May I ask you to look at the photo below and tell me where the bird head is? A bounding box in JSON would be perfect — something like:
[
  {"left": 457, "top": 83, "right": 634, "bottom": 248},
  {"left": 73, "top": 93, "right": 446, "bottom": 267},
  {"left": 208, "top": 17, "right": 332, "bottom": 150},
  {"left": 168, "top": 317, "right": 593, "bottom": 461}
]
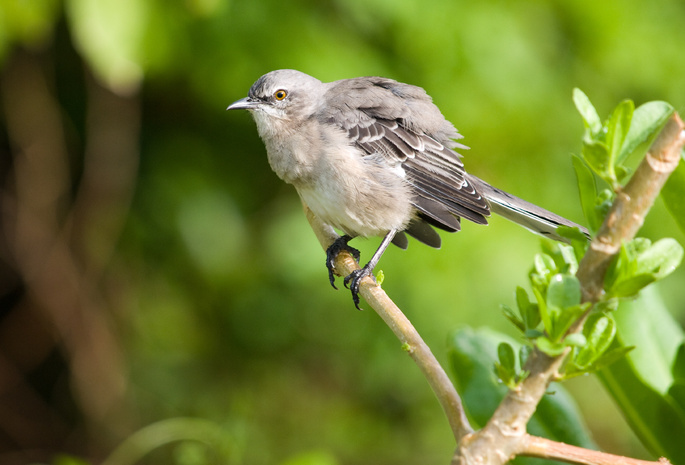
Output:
[{"left": 227, "top": 69, "right": 323, "bottom": 126}]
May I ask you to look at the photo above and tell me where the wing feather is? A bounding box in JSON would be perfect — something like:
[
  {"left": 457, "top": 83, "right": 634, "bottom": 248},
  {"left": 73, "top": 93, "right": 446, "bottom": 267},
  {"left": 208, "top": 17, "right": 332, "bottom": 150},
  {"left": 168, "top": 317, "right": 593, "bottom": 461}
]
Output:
[{"left": 318, "top": 77, "right": 491, "bottom": 243}]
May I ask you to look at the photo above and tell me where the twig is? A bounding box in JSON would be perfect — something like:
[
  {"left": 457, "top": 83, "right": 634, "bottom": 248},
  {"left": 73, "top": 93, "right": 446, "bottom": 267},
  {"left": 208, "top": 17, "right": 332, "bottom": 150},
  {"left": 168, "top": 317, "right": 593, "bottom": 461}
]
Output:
[
  {"left": 521, "top": 435, "right": 670, "bottom": 465},
  {"left": 303, "top": 205, "right": 474, "bottom": 442}
]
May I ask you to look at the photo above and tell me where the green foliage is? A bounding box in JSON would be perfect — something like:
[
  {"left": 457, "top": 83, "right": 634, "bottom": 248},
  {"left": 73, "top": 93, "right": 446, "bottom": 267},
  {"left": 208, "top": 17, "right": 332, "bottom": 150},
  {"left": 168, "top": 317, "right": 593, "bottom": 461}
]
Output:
[
  {"left": 505, "top": 242, "right": 596, "bottom": 359},
  {"left": 448, "top": 327, "right": 597, "bottom": 459},
  {"left": 494, "top": 342, "right": 529, "bottom": 389},
  {"left": 492, "top": 91, "right": 685, "bottom": 460},
  {"left": 571, "top": 155, "right": 602, "bottom": 232},
  {"left": 565, "top": 314, "right": 634, "bottom": 378},
  {"left": 573, "top": 88, "right": 674, "bottom": 192},
  {"left": 604, "top": 238, "right": 683, "bottom": 298},
  {"left": 598, "top": 290, "right": 685, "bottom": 462}
]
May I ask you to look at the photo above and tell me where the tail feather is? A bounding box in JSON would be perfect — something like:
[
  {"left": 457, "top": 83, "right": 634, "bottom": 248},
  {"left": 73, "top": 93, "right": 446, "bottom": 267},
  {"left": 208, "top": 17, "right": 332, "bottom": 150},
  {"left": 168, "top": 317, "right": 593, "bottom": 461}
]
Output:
[{"left": 468, "top": 175, "right": 590, "bottom": 243}]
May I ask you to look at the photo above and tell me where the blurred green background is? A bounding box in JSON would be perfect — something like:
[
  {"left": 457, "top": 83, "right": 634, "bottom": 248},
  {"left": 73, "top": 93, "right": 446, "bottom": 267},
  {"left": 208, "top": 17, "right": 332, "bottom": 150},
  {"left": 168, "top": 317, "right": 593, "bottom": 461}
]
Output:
[{"left": 1, "top": 1, "right": 684, "bottom": 464}]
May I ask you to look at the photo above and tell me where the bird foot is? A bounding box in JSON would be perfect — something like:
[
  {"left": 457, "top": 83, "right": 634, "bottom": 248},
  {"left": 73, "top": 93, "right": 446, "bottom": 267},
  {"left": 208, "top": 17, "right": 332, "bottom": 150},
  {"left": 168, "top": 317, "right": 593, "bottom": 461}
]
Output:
[
  {"left": 344, "top": 266, "right": 375, "bottom": 311},
  {"left": 325, "top": 235, "right": 360, "bottom": 290}
]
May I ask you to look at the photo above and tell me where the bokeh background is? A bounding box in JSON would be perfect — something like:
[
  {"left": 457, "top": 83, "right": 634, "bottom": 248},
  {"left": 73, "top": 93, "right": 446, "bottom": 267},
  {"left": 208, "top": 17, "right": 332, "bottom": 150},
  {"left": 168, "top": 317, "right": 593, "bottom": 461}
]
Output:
[{"left": 1, "top": 1, "right": 684, "bottom": 464}]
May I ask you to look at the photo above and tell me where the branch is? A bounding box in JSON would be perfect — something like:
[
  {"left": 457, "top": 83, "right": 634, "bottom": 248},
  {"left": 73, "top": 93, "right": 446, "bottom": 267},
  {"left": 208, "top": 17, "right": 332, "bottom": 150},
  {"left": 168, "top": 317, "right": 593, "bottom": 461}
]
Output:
[
  {"left": 521, "top": 435, "right": 671, "bottom": 465},
  {"left": 453, "top": 113, "right": 684, "bottom": 465},
  {"left": 576, "top": 113, "right": 685, "bottom": 302},
  {"left": 303, "top": 204, "right": 474, "bottom": 442}
]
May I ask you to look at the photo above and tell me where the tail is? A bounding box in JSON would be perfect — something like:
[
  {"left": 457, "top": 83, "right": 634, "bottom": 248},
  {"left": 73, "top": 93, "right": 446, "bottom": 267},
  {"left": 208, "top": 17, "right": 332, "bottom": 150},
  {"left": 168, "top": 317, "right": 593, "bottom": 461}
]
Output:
[{"left": 468, "top": 175, "right": 590, "bottom": 243}]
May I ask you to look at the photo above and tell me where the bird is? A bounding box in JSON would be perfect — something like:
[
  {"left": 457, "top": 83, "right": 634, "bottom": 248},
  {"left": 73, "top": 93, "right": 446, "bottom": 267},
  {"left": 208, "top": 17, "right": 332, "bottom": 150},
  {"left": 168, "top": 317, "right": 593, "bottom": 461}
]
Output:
[{"left": 227, "top": 69, "right": 588, "bottom": 309}]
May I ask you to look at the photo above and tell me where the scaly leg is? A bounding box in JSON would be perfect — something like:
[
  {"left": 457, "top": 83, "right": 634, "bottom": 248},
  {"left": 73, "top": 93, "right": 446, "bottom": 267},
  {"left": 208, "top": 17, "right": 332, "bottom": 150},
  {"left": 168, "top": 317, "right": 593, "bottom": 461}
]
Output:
[{"left": 344, "top": 229, "right": 398, "bottom": 310}]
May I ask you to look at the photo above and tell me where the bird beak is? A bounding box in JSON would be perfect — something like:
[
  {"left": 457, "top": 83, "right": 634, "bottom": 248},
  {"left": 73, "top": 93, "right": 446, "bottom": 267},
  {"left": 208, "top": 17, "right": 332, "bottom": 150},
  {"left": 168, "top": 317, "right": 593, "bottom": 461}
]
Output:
[{"left": 227, "top": 97, "right": 260, "bottom": 111}]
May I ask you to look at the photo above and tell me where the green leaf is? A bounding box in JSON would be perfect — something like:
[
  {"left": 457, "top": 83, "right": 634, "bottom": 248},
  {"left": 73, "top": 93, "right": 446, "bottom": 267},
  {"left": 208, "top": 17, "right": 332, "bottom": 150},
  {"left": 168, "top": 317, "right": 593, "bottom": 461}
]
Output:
[
  {"left": 595, "top": 188, "right": 615, "bottom": 223},
  {"left": 597, "top": 288, "right": 685, "bottom": 461},
  {"left": 608, "top": 273, "right": 657, "bottom": 298},
  {"left": 448, "top": 327, "right": 596, "bottom": 454},
  {"left": 534, "top": 253, "right": 557, "bottom": 280},
  {"left": 662, "top": 160, "right": 685, "bottom": 235},
  {"left": 581, "top": 138, "right": 611, "bottom": 180},
  {"left": 669, "top": 382, "right": 685, "bottom": 415},
  {"left": 618, "top": 101, "right": 674, "bottom": 165},
  {"left": 497, "top": 342, "right": 516, "bottom": 371},
  {"left": 594, "top": 297, "right": 619, "bottom": 313},
  {"left": 516, "top": 286, "right": 540, "bottom": 329},
  {"left": 635, "top": 238, "right": 683, "bottom": 279},
  {"left": 564, "top": 333, "right": 587, "bottom": 348},
  {"left": 575, "top": 314, "right": 616, "bottom": 368},
  {"left": 551, "top": 303, "right": 590, "bottom": 343},
  {"left": 541, "top": 241, "right": 580, "bottom": 275},
  {"left": 533, "top": 287, "right": 552, "bottom": 335},
  {"left": 555, "top": 226, "right": 592, "bottom": 261},
  {"left": 673, "top": 344, "right": 685, "bottom": 382},
  {"left": 590, "top": 345, "right": 634, "bottom": 372},
  {"left": 546, "top": 274, "right": 581, "bottom": 311},
  {"left": 495, "top": 342, "right": 517, "bottom": 387},
  {"left": 605, "top": 100, "right": 634, "bottom": 185},
  {"left": 572, "top": 155, "right": 601, "bottom": 232},
  {"left": 535, "top": 337, "right": 567, "bottom": 357},
  {"left": 605, "top": 238, "right": 683, "bottom": 298},
  {"left": 573, "top": 88, "right": 602, "bottom": 135},
  {"left": 616, "top": 288, "right": 685, "bottom": 392},
  {"left": 501, "top": 304, "right": 525, "bottom": 332}
]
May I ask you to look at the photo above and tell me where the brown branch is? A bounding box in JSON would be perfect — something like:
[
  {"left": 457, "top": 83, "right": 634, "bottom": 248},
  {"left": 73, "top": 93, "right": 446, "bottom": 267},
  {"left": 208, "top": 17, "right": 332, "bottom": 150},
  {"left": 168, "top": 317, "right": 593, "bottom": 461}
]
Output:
[
  {"left": 521, "top": 435, "right": 669, "bottom": 465},
  {"left": 303, "top": 204, "right": 474, "bottom": 442},
  {"left": 452, "top": 113, "right": 684, "bottom": 465}
]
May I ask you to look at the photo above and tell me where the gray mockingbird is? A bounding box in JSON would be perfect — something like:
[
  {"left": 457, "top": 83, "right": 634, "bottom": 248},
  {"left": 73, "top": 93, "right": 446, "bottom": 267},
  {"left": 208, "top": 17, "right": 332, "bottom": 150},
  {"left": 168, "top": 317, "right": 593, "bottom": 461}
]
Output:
[{"left": 227, "top": 69, "right": 589, "bottom": 309}]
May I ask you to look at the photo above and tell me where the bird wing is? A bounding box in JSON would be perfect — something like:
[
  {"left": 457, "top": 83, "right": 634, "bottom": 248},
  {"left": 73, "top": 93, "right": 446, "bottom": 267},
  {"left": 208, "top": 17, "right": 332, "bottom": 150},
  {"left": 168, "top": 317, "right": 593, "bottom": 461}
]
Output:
[{"left": 319, "top": 77, "right": 490, "bottom": 240}]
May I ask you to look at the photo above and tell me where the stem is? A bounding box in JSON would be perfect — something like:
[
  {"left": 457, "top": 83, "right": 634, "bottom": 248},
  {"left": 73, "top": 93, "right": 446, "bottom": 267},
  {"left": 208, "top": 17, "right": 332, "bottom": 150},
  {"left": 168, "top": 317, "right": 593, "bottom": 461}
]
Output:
[
  {"left": 521, "top": 435, "right": 669, "bottom": 465},
  {"left": 303, "top": 204, "right": 474, "bottom": 442}
]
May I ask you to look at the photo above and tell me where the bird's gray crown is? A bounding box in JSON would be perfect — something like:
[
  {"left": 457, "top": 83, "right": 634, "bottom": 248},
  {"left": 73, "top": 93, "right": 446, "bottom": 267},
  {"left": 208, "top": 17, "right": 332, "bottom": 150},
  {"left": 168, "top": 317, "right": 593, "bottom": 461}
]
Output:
[{"left": 248, "top": 69, "right": 323, "bottom": 101}]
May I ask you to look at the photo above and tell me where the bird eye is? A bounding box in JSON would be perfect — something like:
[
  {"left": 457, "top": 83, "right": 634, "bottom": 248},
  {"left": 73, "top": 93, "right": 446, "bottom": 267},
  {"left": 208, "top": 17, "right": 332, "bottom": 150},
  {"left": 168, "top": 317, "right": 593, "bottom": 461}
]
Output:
[{"left": 273, "top": 89, "right": 287, "bottom": 101}]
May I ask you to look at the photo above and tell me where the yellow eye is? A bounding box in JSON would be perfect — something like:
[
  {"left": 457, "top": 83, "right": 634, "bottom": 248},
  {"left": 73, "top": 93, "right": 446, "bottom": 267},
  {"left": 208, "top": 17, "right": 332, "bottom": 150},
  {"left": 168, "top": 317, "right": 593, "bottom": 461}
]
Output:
[{"left": 273, "top": 89, "right": 287, "bottom": 101}]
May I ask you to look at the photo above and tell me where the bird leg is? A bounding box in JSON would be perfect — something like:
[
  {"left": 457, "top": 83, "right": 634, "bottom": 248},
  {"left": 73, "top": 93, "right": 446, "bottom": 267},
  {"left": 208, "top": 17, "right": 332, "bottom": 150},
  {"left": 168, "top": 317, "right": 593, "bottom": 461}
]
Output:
[
  {"left": 344, "top": 229, "right": 398, "bottom": 310},
  {"left": 325, "top": 235, "right": 360, "bottom": 289}
]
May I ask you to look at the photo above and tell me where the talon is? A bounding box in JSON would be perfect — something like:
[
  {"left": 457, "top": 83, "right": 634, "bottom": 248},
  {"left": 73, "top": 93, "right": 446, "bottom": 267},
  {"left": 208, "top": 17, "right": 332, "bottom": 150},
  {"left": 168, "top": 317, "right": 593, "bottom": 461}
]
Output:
[
  {"left": 325, "top": 235, "right": 360, "bottom": 290},
  {"left": 344, "top": 267, "right": 374, "bottom": 310}
]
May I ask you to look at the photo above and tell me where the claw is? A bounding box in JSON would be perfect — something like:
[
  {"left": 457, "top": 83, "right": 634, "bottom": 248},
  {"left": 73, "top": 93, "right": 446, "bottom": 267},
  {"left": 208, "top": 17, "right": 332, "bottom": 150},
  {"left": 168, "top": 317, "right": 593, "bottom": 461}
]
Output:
[
  {"left": 344, "top": 267, "right": 374, "bottom": 310},
  {"left": 325, "top": 235, "right": 360, "bottom": 290}
]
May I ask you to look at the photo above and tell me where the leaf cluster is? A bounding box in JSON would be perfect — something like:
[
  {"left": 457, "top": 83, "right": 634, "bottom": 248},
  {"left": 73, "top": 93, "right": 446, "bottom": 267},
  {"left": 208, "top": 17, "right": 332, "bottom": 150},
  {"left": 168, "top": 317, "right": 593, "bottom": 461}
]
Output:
[{"left": 480, "top": 90, "right": 685, "bottom": 460}]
